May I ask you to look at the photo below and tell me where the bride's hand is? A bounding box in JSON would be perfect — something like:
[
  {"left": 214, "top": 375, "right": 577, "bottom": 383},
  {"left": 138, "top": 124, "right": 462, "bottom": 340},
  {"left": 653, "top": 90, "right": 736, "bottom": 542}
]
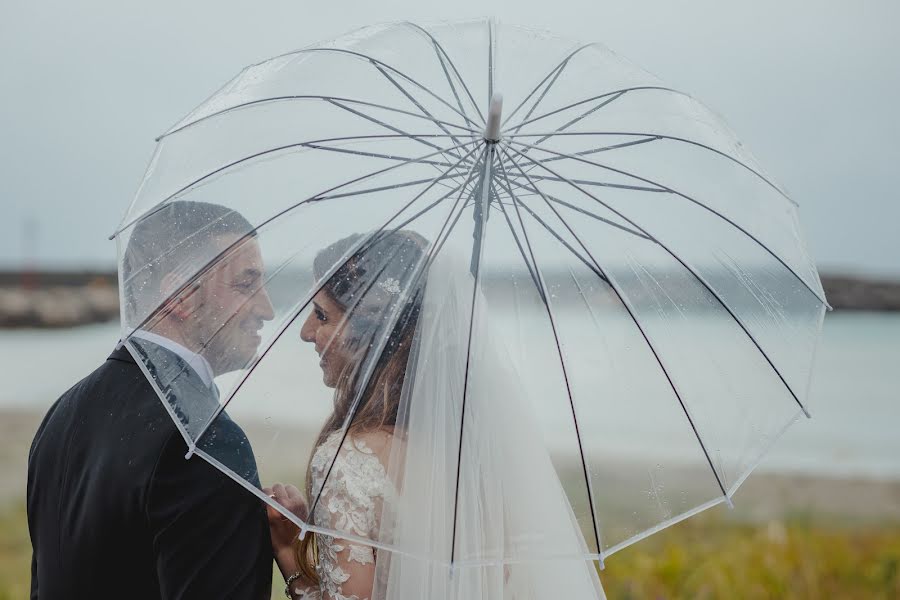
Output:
[{"left": 263, "top": 483, "right": 308, "bottom": 575}]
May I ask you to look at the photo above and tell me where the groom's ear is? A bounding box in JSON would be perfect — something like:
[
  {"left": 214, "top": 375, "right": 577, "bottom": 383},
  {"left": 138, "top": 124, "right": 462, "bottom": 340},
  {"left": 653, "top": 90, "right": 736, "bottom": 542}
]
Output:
[{"left": 159, "top": 271, "right": 203, "bottom": 322}]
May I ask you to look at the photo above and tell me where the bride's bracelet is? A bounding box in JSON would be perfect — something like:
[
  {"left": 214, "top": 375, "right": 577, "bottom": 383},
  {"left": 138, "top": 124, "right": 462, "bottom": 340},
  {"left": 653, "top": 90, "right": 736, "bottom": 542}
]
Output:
[{"left": 284, "top": 571, "right": 302, "bottom": 598}]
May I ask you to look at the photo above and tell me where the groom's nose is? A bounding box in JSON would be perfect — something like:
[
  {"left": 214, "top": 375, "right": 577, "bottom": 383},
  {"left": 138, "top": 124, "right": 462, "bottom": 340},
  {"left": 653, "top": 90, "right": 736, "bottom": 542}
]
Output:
[{"left": 253, "top": 285, "right": 275, "bottom": 322}]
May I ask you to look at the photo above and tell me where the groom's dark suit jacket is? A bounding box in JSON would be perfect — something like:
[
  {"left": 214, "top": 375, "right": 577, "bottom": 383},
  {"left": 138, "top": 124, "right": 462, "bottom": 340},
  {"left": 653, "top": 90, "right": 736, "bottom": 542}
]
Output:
[{"left": 27, "top": 342, "right": 272, "bottom": 599}]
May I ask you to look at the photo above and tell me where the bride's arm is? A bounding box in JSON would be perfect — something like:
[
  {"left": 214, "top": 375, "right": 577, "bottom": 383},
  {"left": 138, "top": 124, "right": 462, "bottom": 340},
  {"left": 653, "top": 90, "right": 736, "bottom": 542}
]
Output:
[
  {"left": 316, "top": 536, "right": 378, "bottom": 600},
  {"left": 313, "top": 431, "right": 394, "bottom": 600}
]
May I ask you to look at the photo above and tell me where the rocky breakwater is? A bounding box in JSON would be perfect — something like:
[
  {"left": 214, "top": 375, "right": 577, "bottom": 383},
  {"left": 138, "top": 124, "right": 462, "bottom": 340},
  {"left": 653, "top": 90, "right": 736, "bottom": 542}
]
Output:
[
  {"left": 1, "top": 270, "right": 898, "bottom": 328},
  {"left": 0, "top": 271, "right": 119, "bottom": 328},
  {"left": 821, "top": 275, "right": 900, "bottom": 311}
]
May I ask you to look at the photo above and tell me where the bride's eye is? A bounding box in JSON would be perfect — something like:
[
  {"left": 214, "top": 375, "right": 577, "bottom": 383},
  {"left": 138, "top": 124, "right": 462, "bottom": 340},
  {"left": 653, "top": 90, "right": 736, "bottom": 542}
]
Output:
[{"left": 315, "top": 308, "right": 327, "bottom": 323}]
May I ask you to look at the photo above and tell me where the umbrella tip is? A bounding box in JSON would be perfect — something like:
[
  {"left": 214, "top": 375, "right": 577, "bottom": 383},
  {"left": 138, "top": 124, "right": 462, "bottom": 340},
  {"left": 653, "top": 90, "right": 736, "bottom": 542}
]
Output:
[{"left": 484, "top": 93, "right": 503, "bottom": 142}]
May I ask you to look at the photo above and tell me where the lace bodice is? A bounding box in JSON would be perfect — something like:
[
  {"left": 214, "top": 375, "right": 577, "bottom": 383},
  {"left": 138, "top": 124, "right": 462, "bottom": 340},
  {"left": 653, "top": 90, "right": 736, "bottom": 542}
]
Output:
[{"left": 296, "top": 430, "right": 395, "bottom": 600}]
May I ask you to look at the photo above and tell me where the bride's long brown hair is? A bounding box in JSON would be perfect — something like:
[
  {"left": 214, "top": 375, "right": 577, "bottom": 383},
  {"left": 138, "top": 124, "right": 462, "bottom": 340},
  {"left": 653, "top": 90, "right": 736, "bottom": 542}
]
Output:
[{"left": 294, "top": 230, "right": 427, "bottom": 584}]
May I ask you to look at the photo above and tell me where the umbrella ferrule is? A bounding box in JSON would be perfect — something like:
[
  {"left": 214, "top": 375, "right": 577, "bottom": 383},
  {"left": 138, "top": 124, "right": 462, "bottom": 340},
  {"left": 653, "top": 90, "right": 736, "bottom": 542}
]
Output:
[{"left": 484, "top": 93, "right": 503, "bottom": 143}]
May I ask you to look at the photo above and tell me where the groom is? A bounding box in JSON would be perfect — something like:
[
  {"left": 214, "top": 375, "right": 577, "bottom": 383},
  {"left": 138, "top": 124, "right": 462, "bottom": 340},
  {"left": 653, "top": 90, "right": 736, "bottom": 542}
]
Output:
[{"left": 27, "top": 201, "right": 275, "bottom": 599}]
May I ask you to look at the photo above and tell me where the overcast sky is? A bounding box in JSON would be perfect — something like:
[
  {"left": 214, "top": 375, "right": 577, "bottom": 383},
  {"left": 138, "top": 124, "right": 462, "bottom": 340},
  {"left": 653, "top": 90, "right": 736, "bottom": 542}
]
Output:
[{"left": 2, "top": 0, "right": 898, "bottom": 277}]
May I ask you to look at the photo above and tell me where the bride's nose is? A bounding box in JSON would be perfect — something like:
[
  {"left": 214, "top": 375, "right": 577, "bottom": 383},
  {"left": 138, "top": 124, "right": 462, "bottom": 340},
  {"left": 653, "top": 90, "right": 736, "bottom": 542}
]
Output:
[{"left": 299, "top": 312, "right": 317, "bottom": 343}]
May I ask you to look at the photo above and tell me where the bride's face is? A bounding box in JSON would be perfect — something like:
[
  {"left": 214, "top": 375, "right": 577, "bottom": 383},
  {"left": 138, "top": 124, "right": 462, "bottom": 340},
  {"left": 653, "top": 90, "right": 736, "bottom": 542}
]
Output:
[{"left": 300, "top": 291, "right": 353, "bottom": 388}]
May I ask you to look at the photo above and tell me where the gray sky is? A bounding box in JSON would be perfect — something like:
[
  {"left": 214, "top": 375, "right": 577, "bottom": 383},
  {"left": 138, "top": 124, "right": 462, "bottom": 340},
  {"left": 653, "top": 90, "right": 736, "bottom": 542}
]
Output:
[{"left": 2, "top": 0, "right": 898, "bottom": 276}]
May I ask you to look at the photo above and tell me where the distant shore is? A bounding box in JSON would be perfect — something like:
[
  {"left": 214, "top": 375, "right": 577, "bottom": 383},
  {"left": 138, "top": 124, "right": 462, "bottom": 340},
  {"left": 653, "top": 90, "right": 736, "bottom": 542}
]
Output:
[{"left": 1, "top": 269, "right": 898, "bottom": 328}]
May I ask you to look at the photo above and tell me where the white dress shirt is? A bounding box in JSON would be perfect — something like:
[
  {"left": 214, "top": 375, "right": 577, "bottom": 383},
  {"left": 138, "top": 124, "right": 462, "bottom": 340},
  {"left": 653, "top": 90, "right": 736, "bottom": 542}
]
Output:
[{"left": 129, "top": 329, "right": 216, "bottom": 390}]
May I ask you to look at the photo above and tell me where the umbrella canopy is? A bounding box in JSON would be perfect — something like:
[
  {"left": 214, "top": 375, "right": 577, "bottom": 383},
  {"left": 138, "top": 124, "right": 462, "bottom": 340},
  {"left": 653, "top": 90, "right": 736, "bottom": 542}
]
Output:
[{"left": 114, "top": 19, "right": 827, "bottom": 570}]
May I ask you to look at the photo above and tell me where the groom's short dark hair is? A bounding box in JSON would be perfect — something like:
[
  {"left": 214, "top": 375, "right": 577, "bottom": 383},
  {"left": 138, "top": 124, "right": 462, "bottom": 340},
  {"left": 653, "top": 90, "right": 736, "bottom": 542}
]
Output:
[{"left": 121, "top": 200, "right": 255, "bottom": 326}]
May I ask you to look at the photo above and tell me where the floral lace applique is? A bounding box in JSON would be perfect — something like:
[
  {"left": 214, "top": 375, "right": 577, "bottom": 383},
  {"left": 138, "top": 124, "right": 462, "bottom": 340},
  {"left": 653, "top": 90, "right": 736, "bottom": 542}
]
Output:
[{"left": 309, "top": 431, "right": 393, "bottom": 600}]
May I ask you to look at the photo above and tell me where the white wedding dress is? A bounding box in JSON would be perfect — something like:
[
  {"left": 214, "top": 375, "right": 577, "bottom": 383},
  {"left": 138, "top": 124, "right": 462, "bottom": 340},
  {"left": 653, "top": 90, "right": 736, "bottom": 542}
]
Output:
[
  {"left": 298, "top": 251, "right": 606, "bottom": 600},
  {"left": 297, "top": 431, "right": 396, "bottom": 600}
]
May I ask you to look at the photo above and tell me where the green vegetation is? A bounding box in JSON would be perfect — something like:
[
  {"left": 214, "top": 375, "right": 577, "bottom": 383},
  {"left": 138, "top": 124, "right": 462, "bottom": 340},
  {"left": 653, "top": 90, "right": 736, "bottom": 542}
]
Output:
[
  {"left": 0, "top": 501, "right": 28, "bottom": 600},
  {"left": 599, "top": 513, "right": 900, "bottom": 599},
  {"left": 3, "top": 500, "right": 897, "bottom": 599}
]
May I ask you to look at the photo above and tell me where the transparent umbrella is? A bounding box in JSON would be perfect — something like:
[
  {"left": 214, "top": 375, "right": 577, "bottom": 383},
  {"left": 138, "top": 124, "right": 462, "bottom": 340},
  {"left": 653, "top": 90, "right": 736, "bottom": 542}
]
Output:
[{"left": 113, "top": 18, "right": 827, "bottom": 590}]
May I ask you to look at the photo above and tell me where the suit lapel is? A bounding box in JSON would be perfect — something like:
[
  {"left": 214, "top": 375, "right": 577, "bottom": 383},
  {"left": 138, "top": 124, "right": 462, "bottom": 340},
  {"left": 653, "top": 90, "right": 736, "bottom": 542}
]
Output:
[{"left": 127, "top": 337, "right": 221, "bottom": 439}]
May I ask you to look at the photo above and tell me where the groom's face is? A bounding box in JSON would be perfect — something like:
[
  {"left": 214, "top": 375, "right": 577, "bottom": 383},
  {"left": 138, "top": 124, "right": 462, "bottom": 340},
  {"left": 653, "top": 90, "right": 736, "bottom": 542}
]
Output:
[{"left": 180, "top": 234, "right": 275, "bottom": 374}]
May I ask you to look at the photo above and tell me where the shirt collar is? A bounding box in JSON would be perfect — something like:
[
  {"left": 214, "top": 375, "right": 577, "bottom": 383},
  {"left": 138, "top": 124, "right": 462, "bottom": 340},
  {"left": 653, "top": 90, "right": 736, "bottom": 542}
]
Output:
[{"left": 129, "top": 329, "right": 216, "bottom": 389}]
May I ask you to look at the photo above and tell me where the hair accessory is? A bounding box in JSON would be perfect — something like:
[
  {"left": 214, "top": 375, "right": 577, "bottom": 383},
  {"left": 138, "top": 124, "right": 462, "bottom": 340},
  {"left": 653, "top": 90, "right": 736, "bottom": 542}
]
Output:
[{"left": 378, "top": 277, "right": 401, "bottom": 295}]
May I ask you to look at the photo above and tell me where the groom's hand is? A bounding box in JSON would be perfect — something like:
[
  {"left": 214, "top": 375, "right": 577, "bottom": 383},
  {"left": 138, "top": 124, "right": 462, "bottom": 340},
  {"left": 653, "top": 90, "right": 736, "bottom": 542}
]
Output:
[{"left": 263, "top": 483, "right": 308, "bottom": 577}]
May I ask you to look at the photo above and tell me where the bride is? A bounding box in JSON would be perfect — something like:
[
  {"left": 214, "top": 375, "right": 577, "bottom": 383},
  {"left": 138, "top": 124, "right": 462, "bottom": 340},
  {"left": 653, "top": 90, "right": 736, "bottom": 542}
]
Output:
[{"left": 266, "top": 230, "right": 606, "bottom": 600}]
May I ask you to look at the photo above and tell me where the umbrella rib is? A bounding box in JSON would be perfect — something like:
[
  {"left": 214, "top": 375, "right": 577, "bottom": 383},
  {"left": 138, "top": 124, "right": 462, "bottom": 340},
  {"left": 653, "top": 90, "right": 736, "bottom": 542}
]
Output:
[
  {"left": 505, "top": 138, "right": 825, "bottom": 306},
  {"left": 504, "top": 142, "right": 813, "bottom": 418},
  {"left": 369, "top": 64, "right": 472, "bottom": 152},
  {"left": 502, "top": 43, "right": 594, "bottom": 130},
  {"left": 500, "top": 143, "right": 734, "bottom": 502},
  {"left": 496, "top": 152, "right": 605, "bottom": 561},
  {"left": 326, "top": 98, "right": 463, "bottom": 163},
  {"left": 496, "top": 174, "right": 651, "bottom": 240},
  {"left": 189, "top": 145, "right": 486, "bottom": 450},
  {"left": 502, "top": 86, "right": 683, "bottom": 133},
  {"left": 502, "top": 91, "right": 632, "bottom": 184},
  {"left": 120, "top": 149, "right": 475, "bottom": 320},
  {"left": 506, "top": 62, "right": 571, "bottom": 137},
  {"left": 451, "top": 144, "right": 496, "bottom": 565},
  {"left": 113, "top": 136, "right": 477, "bottom": 240},
  {"left": 504, "top": 131, "right": 796, "bottom": 206},
  {"left": 402, "top": 22, "right": 475, "bottom": 126},
  {"left": 531, "top": 91, "right": 628, "bottom": 146},
  {"left": 297, "top": 146, "right": 475, "bottom": 195},
  {"left": 314, "top": 173, "right": 467, "bottom": 202},
  {"left": 122, "top": 139, "right": 478, "bottom": 343},
  {"left": 511, "top": 136, "right": 663, "bottom": 182},
  {"left": 504, "top": 171, "right": 667, "bottom": 193},
  {"left": 495, "top": 164, "right": 610, "bottom": 284},
  {"left": 290, "top": 152, "right": 488, "bottom": 424},
  {"left": 502, "top": 92, "right": 629, "bottom": 182},
  {"left": 285, "top": 47, "right": 481, "bottom": 128},
  {"left": 539, "top": 136, "right": 663, "bottom": 164},
  {"left": 423, "top": 147, "right": 489, "bottom": 271},
  {"left": 402, "top": 21, "right": 485, "bottom": 125},
  {"left": 310, "top": 168, "right": 476, "bottom": 369},
  {"left": 140, "top": 238, "right": 320, "bottom": 398},
  {"left": 300, "top": 142, "right": 462, "bottom": 169},
  {"left": 158, "top": 95, "right": 479, "bottom": 141},
  {"left": 310, "top": 146, "right": 489, "bottom": 528},
  {"left": 493, "top": 182, "right": 545, "bottom": 301}
]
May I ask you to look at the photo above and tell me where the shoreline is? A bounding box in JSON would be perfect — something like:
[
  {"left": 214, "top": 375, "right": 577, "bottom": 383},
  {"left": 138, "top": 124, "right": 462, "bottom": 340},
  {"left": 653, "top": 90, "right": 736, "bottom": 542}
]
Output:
[
  {"left": 3, "top": 407, "right": 898, "bottom": 523},
  {"left": 1, "top": 270, "right": 900, "bottom": 329}
]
